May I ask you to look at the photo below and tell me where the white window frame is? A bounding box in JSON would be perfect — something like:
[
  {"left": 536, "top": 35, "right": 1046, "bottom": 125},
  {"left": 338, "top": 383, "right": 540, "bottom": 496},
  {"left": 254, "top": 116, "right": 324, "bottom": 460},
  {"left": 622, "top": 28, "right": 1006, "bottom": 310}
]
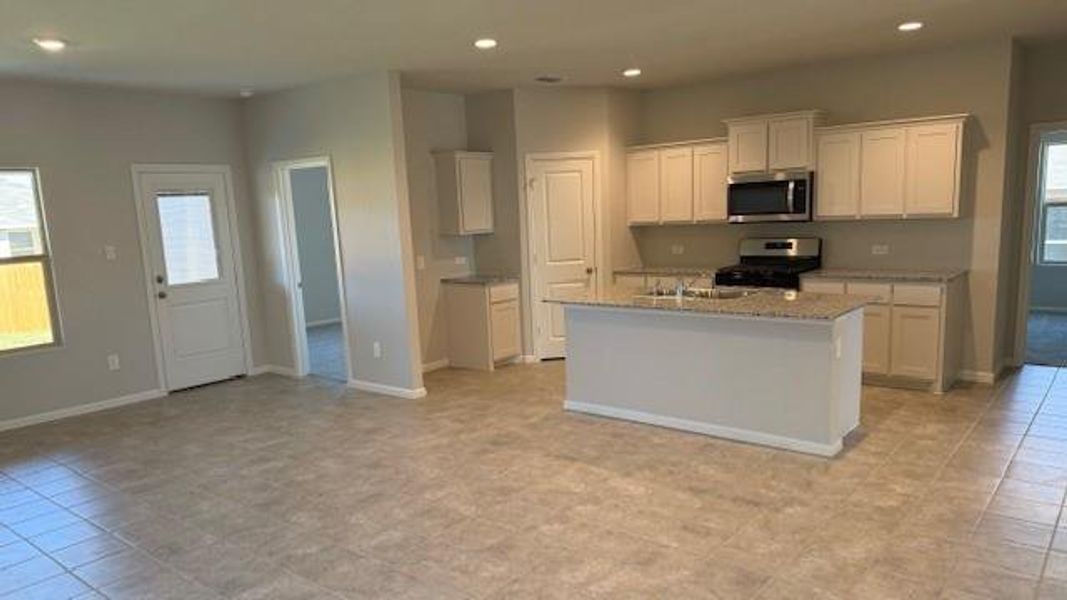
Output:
[
  {"left": 1036, "top": 134, "right": 1067, "bottom": 266},
  {"left": 0, "top": 168, "right": 62, "bottom": 355}
]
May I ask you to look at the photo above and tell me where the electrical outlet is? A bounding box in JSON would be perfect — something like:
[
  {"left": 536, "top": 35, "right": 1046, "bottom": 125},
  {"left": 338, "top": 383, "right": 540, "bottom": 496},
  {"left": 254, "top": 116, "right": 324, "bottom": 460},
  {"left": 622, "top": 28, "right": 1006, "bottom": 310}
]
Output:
[
  {"left": 670, "top": 244, "right": 685, "bottom": 256},
  {"left": 454, "top": 256, "right": 468, "bottom": 266},
  {"left": 871, "top": 244, "right": 890, "bottom": 256},
  {"left": 416, "top": 255, "right": 426, "bottom": 270},
  {"left": 372, "top": 341, "right": 382, "bottom": 359},
  {"left": 107, "top": 354, "right": 121, "bottom": 371},
  {"left": 103, "top": 245, "right": 117, "bottom": 261}
]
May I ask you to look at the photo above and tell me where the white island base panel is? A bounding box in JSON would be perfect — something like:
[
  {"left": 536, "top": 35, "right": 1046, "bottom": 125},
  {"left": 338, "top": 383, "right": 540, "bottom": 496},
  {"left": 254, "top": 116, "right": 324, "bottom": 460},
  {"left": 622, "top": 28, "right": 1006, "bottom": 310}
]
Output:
[{"left": 562, "top": 305, "right": 863, "bottom": 457}]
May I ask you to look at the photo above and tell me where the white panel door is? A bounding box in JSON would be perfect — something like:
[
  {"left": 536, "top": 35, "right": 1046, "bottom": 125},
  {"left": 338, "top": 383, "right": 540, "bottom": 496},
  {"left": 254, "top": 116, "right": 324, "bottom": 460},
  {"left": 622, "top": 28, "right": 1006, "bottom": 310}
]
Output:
[
  {"left": 815, "top": 132, "right": 862, "bottom": 218},
  {"left": 659, "top": 147, "right": 694, "bottom": 222},
  {"left": 904, "top": 122, "right": 961, "bottom": 216},
  {"left": 768, "top": 117, "right": 812, "bottom": 170},
  {"left": 529, "top": 157, "right": 596, "bottom": 359},
  {"left": 626, "top": 150, "right": 660, "bottom": 224},
  {"left": 136, "top": 170, "right": 247, "bottom": 391},
  {"left": 694, "top": 143, "right": 729, "bottom": 221},
  {"left": 728, "top": 121, "right": 769, "bottom": 173},
  {"left": 860, "top": 128, "right": 907, "bottom": 216}
]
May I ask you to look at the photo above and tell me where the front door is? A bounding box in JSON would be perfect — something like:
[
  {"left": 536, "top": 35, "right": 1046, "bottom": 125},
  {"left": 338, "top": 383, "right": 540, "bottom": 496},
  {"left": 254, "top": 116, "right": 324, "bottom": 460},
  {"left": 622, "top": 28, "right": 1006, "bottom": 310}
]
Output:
[
  {"left": 135, "top": 168, "right": 247, "bottom": 391},
  {"left": 528, "top": 157, "right": 597, "bottom": 359}
]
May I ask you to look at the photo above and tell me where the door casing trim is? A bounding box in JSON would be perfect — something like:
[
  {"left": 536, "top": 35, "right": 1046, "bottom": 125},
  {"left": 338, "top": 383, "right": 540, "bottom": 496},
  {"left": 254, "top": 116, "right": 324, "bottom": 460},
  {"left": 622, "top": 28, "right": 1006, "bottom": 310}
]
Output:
[{"left": 130, "top": 163, "right": 254, "bottom": 392}]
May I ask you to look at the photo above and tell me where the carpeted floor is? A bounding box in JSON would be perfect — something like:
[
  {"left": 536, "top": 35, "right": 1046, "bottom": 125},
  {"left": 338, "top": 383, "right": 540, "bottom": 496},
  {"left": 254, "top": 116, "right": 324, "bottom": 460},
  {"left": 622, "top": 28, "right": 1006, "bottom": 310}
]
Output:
[
  {"left": 1026, "top": 311, "right": 1067, "bottom": 366},
  {"left": 307, "top": 322, "right": 347, "bottom": 381}
]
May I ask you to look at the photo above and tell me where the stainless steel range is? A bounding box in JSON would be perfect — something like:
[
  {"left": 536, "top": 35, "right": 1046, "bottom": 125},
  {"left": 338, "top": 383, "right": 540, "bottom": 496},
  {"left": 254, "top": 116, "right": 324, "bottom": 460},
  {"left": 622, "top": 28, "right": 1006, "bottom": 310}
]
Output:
[{"left": 714, "top": 237, "right": 822, "bottom": 290}]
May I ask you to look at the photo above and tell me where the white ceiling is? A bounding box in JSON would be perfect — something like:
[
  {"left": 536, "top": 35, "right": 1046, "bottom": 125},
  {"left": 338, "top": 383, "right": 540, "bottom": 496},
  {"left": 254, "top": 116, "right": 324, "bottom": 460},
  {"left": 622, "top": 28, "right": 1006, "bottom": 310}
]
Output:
[{"left": 2, "top": 0, "right": 1067, "bottom": 96}]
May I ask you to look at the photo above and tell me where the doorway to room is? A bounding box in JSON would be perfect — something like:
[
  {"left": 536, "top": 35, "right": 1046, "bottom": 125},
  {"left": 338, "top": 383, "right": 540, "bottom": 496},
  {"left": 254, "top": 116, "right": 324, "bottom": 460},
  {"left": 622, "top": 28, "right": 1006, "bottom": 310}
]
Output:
[
  {"left": 276, "top": 158, "right": 350, "bottom": 382},
  {"left": 1022, "top": 129, "right": 1067, "bottom": 366}
]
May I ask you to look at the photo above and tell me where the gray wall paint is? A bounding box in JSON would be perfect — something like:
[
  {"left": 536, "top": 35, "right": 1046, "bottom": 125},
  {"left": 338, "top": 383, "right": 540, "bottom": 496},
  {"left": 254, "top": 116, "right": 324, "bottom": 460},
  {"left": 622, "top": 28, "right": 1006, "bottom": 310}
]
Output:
[
  {"left": 0, "top": 78, "right": 262, "bottom": 423},
  {"left": 243, "top": 72, "right": 424, "bottom": 392},
  {"left": 401, "top": 88, "right": 475, "bottom": 367},
  {"left": 635, "top": 40, "right": 1016, "bottom": 375},
  {"left": 1031, "top": 265, "right": 1067, "bottom": 311},
  {"left": 290, "top": 166, "right": 341, "bottom": 325}
]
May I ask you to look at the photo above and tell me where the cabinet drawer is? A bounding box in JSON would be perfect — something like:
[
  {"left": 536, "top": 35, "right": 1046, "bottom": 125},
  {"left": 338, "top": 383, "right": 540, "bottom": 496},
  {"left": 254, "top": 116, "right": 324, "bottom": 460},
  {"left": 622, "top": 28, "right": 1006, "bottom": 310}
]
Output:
[
  {"left": 892, "top": 284, "right": 941, "bottom": 307},
  {"left": 802, "top": 280, "right": 845, "bottom": 295},
  {"left": 846, "top": 282, "right": 892, "bottom": 304},
  {"left": 489, "top": 283, "right": 519, "bottom": 303}
]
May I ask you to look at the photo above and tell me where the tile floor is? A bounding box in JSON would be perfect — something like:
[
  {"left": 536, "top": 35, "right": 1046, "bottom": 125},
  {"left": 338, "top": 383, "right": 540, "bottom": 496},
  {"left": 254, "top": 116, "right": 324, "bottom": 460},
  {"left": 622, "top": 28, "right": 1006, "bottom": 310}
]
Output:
[
  {"left": 1027, "top": 311, "right": 1067, "bottom": 367},
  {"left": 307, "top": 322, "right": 347, "bottom": 381},
  {"left": 2, "top": 363, "right": 1067, "bottom": 598}
]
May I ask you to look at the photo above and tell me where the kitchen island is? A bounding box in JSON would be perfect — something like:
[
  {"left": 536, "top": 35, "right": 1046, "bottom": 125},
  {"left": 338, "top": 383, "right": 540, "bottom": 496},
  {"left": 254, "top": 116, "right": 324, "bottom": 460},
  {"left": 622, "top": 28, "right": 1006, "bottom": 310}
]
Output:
[{"left": 549, "top": 290, "right": 869, "bottom": 457}]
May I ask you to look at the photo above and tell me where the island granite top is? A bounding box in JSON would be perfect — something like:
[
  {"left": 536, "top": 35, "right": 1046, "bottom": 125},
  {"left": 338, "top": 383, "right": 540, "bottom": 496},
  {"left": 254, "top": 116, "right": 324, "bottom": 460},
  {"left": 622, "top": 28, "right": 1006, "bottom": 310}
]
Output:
[
  {"left": 803, "top": 268, "right": 967, "bottom": 283},
  {"left": 547, "top": 290, "right": 870, "bottom": 321},
  {"left": 441, "top": 275, "right": 519, "bottom": 286}
]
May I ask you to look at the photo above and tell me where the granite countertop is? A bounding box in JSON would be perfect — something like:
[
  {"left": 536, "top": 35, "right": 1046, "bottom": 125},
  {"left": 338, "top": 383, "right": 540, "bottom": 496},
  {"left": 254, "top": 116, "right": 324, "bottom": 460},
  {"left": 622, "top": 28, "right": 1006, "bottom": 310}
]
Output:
[
  {"left": 546, "top": 289, "right": 870, "bottom": 321},
  {"left": 614, "top": 266, "right": 717, "bottom": 277},
  {"left": 804, "top": 268, "right": 967, "bottom": 283},
  {"left": 441, "top": 275, "right": 519, "bottom": 286}
]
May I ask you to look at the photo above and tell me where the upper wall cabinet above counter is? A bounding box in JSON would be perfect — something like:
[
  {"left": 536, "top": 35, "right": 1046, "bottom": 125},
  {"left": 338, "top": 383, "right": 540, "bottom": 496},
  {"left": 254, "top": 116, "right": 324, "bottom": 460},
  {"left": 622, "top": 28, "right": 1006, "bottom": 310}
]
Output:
[
  {"left": 626, "top": 110, "right": 968, "bottom": 226},
  {"left": 724, "top": 110, "right": 824, "bottom": 174},
  {"left": 815, "top": 115, "right": 966, "bottom": 220},
  {"left": 434, "top": 150, "right": 494, "bottom": 235}
]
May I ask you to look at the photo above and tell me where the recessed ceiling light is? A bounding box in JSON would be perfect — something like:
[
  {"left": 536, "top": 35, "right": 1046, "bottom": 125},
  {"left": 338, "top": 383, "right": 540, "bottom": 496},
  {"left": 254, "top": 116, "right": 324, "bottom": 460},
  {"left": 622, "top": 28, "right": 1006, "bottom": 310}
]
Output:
[
  {"left": 623, "top": 67, "right": 642, "bottom": 78},
  {"left": 474, "top": 38, "right": 498, "bottom": 50},
  {"left": 33, "top": 37, "right": 67, "bottom": 52},
  {"left": 897, "top": 21, "right": 924, "bottom": 32}
]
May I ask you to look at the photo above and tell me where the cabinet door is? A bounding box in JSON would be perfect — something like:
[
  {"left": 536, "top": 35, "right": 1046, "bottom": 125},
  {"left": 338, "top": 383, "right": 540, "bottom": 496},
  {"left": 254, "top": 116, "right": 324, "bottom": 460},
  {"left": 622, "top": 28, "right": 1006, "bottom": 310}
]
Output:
[
  {"left": 627, "top": 150, "right": 660, "bottom": 224},
  {"left": 490, "top": 300, "right": 521, "bottom": 361},
  {"left": 860, "top": 128, "right": 907, "bottom": 217},
  {"left": 458, "top": 155, "right": 494, "bottom": 233},
  {"left": 659, "top": 147, "right": 694, "bottom": 222},
  {"left": 890, "top": 306, "right": 940, "bottom": 380},
  {"left": 693, "top": 143, "right": 728, "bottom": 221},
  {"left": 815, "top": 132, "right": 861, "bottom": 218},
  {"left": 768, "top": 117, "right": 812, "bottom": 170},
  {"left": 728, "top": 121, "right": 768, "bottom": 173},
  {"left": 862, "top": 304, "right": 891, "bottom": 375},
  {"left": 905, "top": 122, "right": 961, "bottom": 217}
]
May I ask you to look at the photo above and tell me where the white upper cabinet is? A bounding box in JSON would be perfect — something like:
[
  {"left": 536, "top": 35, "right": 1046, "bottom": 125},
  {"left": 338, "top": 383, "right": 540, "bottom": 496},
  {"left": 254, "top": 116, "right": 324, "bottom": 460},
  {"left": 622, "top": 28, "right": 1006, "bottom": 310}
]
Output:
[
  {"left": 659, "top": 146, "right": 695, "bottom": 222},
  {"left": 815, "top": 131, "right": 861, "bottom": 219},
  {"left": 725, "top": 111, "right": 822, "bottom": 175},
  {"left": 905, "top": 122, "right": 962, "bottom": 217},
  {"left": 435, "top": 151, "right": 494, "bottom": 235},
  {"left": 693, "top": 143, "right": 729, "bottom": 222},
  {"left": 768, "top": 116, "right": 814, "bottom": 171},
  {"left": 859, "top": 128, "right": 907, "bottom": 217},
  {"left": 727, "top": 121, "right": 769, "bottom": 174},
  {"left": 627, "top": 150, "right": 661, "bottom": 224}
]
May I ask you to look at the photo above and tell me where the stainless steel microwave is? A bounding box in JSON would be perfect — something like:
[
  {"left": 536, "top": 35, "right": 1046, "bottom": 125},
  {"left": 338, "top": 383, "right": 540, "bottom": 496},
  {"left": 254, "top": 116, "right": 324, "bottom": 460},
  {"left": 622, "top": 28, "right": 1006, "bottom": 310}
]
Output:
[{"left": 727, "top": 171, "right": 813, "bottom": 223}]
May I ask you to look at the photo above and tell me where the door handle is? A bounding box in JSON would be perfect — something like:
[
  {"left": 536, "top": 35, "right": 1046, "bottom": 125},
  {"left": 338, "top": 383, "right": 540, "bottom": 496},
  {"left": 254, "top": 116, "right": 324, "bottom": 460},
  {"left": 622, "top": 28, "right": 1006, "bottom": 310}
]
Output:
[
  {"left": 157, "top": 291, "right": 168, "bottom": 299},
  {"left": 156, "top": 275, "right": 165, "bottom": 284},
  {"left": 585, "top": 267, "right": 595, "bottom": 275}
]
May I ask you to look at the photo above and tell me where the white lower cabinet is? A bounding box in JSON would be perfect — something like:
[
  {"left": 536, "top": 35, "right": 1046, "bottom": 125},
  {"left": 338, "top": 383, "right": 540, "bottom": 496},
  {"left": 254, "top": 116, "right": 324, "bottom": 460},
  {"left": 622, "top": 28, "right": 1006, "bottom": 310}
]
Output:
[
  {"left": 801, "top": 276, "right": 962, "bottom": 392},
  {"left": 444, "top": 281, "right": 521, "bottom": 371},
  {"left": 889, "top": 306, "right": 941, "bottom": 380},
  {"left": 861, "top": 304, "right": 891, "bottom": 375}
]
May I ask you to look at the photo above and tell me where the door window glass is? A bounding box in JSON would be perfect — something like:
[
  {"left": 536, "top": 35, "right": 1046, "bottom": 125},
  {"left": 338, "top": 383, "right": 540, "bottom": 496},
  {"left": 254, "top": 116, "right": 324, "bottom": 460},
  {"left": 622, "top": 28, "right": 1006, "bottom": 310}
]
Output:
[{"left": 157, "top": 193, "right": 220, "bottom": 285}]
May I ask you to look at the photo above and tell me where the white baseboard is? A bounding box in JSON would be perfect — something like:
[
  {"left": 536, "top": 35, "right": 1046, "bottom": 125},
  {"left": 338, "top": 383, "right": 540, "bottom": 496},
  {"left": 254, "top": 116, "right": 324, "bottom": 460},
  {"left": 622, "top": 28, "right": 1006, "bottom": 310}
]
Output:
[
  {"left": 564, "top": 400, "right": 842, "bottom": 457},
  {"left": 518, "top": 354, "right": 538, "bottom": 364},
  {"left": 958, "top": 369, "right": 996, "bottom": 384},
  {"left": 306, "top": 318, "right": 342, "bottom": 327},
  {"left": 422, "top": 359, "right": 450, "bottom": 373},
  {"left": 1031, "top": 306, "right": 1067, "bottom": 315},
  {"left": 249, "top": 364, "right": 299, "bottom": 377},
  {"left": 0, "top": 389, "right": 166, "bottom": 433},
  {"left": 348, "top": 378, "right": 427, "bottom": 399}
]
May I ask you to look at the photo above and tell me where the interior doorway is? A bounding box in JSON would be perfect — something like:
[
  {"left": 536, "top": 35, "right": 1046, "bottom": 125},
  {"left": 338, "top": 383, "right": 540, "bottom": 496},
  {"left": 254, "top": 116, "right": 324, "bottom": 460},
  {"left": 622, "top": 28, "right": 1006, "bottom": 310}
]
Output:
[
  {"left": 1019, "top": 127, "right": 1067, "bottom": 366},
  {"left": 275, "top": 158, "right": 350, "bottom": 381}
]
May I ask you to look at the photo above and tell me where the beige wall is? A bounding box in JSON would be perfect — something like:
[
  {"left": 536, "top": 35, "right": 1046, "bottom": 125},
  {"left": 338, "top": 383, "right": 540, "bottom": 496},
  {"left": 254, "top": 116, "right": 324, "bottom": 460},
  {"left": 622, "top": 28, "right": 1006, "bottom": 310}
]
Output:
[
  {"left": 243, "top": 72, "right": 424, "bottom": 392},
  {"left": 635, "top": 40, "right": 1017, "bottom": 376},
  {"left": 400, "top": 88, "right": 475, "bottom": 368},
  {"left": 467, "top": 90, "right": 521, "bottom": 278},
  {"left": 0, "top": 79, "right": 262, "bottom": 423}
]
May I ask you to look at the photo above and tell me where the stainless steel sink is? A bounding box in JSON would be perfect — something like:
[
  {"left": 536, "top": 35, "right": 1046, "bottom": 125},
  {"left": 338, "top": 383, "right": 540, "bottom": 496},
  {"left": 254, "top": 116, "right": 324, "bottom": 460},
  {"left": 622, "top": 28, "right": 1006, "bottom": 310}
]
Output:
[{"left": 635, "top": 287, "right": 755, "bottom": 301}]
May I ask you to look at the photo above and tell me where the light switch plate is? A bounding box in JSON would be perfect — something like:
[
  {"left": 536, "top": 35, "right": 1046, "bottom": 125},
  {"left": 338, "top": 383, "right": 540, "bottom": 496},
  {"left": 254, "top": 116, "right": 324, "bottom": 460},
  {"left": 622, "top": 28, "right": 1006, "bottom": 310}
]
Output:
[
  {"left": 454, "top": 256, "right": 468, "bottom": 265},
  {"left": 104, "top": 245, "right": 117, "bottom": 261},
  {"left": 871, "top": 244, "right": 890, "bottom": 256},
  {"left": 670, "top": 244, "right": 685, "bottom": 256}
]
